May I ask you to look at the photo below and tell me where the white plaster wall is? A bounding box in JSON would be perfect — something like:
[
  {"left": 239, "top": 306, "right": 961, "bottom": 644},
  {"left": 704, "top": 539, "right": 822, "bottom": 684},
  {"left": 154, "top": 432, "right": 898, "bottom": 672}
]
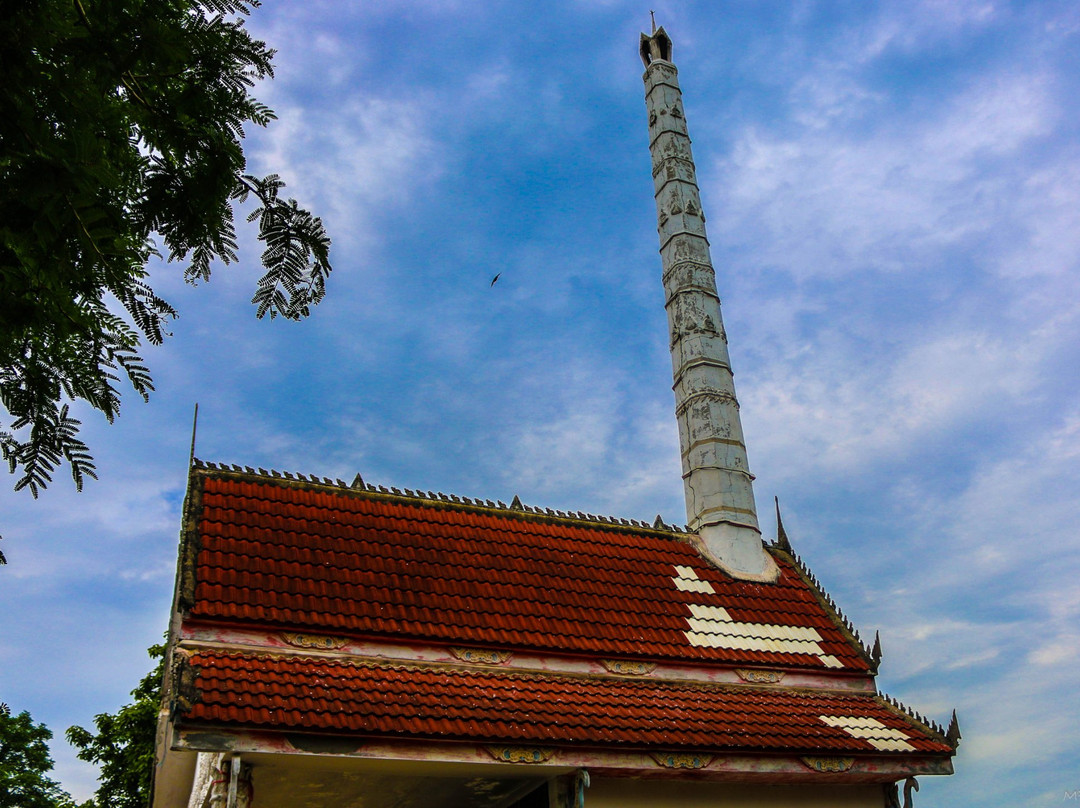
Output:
[{"left": 586, "top": 778, "right": 883, "bottom": 808}]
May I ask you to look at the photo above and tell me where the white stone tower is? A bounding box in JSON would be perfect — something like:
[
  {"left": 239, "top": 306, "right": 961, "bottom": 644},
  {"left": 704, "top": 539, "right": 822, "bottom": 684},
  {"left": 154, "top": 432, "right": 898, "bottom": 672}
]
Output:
[{"left": 641, "top": 25, "right": 777, "bottom": 581}]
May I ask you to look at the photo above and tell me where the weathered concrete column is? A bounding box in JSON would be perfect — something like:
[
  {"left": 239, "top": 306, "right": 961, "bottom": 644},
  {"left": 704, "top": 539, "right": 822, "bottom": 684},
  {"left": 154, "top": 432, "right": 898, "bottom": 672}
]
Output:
[{"left": 641, "top": 27, "right": 777, "bottom": 582}]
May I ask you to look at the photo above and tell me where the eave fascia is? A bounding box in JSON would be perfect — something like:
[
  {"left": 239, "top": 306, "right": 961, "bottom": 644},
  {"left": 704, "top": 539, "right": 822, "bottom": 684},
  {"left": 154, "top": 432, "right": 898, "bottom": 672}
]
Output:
[
  {"left": 171, "top": 725, "right": 953, "bottom": 784},
  {"left": 175, "top": 623, "right": 877, "bottom": 693}
]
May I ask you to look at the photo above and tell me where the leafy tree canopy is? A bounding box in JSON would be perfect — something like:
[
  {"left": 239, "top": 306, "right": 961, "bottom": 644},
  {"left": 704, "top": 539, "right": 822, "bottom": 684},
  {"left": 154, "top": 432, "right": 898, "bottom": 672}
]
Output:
[
  {"left": 0, "top": 0, "right": 332, "bottom": 498},
  {"left": 66, "top": 644, "right": 164, "bottom": 808},
  {"left": 0, "top": 703, "right": 77, "bottom": 808}
]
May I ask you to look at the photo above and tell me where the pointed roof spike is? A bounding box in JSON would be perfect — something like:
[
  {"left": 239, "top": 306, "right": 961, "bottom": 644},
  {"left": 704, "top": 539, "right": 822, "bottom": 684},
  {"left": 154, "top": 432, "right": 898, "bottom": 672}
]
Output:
[
  {"left": 653, "top": 514, "right": 666, "bottom": 529},
  {"left": 188, "top": 403, "right": 199, "bottom": 467},
  {"left": 351, "top": 474, "right": 364, "bottom": 489},
  {"left": 775, "top": 497, "right": 792, "bottom": 552},
  {"left": 510, "top": 495, "right": 524, "bottom": 510},
  {"left": 871, "top": 631, "right": 883, "bottom": 666}
]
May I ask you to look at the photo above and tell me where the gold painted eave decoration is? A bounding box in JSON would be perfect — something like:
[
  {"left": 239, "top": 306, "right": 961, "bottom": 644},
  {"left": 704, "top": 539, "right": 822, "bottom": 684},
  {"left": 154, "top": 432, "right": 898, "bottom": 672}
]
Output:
[
  {"left": 451, "top": 647, "right": 513, "bottom": 665},
  {"left": 601, "top": 659, "right": 657, "bottom": 676},
  {"left": 280, "top": 632, "right": 348, "bottom": 650},
  {"left": 735, "top": 668, "right": 785, "bottom": 684},
  {"left": 651, "top": 752, "right": 714, "bottom": 769},
  {"left": 800, "top": 756, "right": 855, "bottom": 773},
  {"left": 486, "top": 746, "right": 556, "bottom": 764}
]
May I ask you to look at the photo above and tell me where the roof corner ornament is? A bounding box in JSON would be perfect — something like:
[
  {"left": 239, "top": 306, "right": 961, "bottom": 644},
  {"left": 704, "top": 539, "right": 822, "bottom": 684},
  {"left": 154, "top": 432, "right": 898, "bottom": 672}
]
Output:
[
  {"left": 946, "top": 710, "right": 962, "bottom": 748},
  {"left": 510, "top": 494, "right": 525, "bottom": 510},
  {"left": 653, "top": 513, "right": 667, "bottom": 530},
  {"left": 775, "top": 497, "right": 792, "bottom": 553},
  {"left": 885, "top": 777, "right": 919, "bottom": 808},
  {"left": 351, "top": 473, "right": 364, "bottom": 489},
  {"left": 188, "top": 402, "right": 199, "bottom": 467},
  {"left": 642, "top": 26, "right": 777, "bottom": 582},
  {"left": 574, "top": 769, "right": 590, "bottom": 808},
  {"left": 871, "top": 630, "right": 883, "bottom": 668}
]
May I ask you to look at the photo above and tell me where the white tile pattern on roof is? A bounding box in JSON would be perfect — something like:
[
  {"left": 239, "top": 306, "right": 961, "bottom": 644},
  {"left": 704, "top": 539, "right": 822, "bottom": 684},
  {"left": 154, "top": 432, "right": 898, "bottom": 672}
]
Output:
[
  {"left": 819, "top": 715, "right": 916, "bottom": 752},
  {"left": 672, "top": 568, "right": 844, "bottom": 668},
  {"left": 673, "top": 565, "right": 717, "bottom": 593}
]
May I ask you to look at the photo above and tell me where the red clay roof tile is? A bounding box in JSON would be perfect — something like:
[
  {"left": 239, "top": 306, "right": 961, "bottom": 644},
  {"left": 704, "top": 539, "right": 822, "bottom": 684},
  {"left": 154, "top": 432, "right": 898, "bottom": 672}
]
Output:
[
  {"left": 187, "top": 473, "right": 869, "bottom": 671},
  {"left": 182, "top": 649, "right": 947, "bottom": 754}
]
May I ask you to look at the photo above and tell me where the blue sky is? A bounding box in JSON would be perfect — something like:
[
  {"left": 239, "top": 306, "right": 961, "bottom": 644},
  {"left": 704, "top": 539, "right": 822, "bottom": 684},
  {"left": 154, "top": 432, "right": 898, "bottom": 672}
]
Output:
[{"left": 3, "top": 2, "right": 1079, "bottom": 805}]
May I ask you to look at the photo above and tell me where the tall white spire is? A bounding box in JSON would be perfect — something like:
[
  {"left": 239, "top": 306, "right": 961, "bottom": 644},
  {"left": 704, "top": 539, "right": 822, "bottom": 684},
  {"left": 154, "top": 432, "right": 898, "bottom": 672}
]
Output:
[{"left": 641, "top": 26, "right": 777, "bottom": 581}]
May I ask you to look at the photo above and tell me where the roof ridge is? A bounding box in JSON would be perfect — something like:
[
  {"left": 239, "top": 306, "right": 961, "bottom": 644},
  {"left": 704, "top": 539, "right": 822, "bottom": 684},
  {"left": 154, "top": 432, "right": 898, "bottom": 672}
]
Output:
[
  {"left": 878, "top": 690, "right": 955, "bottom": 747},
  {"left": 191, "top": 458, "right": 688, "bottom": 537}
]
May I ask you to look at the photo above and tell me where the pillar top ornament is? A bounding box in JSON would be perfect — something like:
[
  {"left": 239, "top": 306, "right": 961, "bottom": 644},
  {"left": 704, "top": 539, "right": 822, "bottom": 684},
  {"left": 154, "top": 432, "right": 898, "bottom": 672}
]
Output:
[{"left": 640, "top": 25, "right": 673, "bottom": 68}]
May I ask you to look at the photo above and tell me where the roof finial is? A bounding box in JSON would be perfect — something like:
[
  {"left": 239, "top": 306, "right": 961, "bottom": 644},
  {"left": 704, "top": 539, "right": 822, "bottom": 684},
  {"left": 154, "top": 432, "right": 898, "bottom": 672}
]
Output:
[
  {"left": 188, "top": 402, "right": 199, "bottom": 467},
  {"left": 775, "top": 497, "right": 792, "bottom": 553},
  {"left": 946, "top": 710, "right": 962, "bottom": 747},
  {"left": 650, "top": 9, "right": 656, "bottom": 33}
]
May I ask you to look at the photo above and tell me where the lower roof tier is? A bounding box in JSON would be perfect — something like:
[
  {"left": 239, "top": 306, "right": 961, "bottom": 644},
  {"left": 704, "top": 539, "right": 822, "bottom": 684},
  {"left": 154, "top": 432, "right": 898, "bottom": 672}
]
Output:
[{"left": 177, "top": 648, "right": 952, "bottom": 757}]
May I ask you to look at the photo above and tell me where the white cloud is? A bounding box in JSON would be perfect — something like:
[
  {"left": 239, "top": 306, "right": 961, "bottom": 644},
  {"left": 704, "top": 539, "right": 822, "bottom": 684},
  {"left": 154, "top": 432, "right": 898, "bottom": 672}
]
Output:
[
  {"left": 713, "top": 71, "right": 1056, "bottom": 280},
  {"left": 249, "top": 95, "right": 440, "bottom": 249}
]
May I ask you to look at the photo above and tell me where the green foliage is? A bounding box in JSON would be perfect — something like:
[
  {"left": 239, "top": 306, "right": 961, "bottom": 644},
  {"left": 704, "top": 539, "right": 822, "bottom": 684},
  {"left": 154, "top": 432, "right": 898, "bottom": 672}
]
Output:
[
  {"left": 66, "top": 644, "right": 164, "bottom": 808},
  {"left": 0, "top": 703, "right": 77, "bottom": 808},
  {"left": 0, "top": 0, "right": 332, "bottom": 497}
]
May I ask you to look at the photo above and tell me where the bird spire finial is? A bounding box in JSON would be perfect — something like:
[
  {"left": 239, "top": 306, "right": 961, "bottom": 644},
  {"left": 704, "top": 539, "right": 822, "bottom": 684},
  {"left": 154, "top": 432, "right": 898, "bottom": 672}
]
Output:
[
  {"left": 775, "top": 497, "right": 792, "bottom": 552},
  {"left": 946, "top": 710, "right": 962, "bottom": 747}
]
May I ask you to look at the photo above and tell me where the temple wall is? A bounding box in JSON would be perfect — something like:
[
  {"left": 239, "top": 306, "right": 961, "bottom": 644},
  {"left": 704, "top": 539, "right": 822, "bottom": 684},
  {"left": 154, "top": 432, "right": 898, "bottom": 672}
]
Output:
[{"left": 586, "top": 777, "right": 883, "bottom": 808}]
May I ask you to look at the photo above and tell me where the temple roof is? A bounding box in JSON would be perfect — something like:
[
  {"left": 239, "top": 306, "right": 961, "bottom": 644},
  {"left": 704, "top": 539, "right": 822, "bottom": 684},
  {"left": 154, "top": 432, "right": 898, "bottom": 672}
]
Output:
[
  {"left": 164, "top": 462, "right": 955, "bottom": 769},
  {"left": 180, "top": 463, "right": 871, "bottom": 673}
]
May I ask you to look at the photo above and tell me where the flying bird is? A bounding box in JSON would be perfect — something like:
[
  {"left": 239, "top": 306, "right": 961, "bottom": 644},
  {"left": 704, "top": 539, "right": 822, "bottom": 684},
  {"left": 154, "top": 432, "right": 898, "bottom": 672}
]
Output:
[{"left": 490, "top": 273, "right": 501, "bottom": 286}]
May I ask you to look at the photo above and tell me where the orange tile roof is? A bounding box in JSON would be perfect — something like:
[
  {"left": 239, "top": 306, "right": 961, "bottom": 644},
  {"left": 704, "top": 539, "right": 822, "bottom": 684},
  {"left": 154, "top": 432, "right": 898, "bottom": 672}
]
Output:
[
  {"left": 181, "top": 648, "right": 950, "bottom": 755},
  {"left": 184, "top": 470, "right": 870, "bottom": 672}
]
